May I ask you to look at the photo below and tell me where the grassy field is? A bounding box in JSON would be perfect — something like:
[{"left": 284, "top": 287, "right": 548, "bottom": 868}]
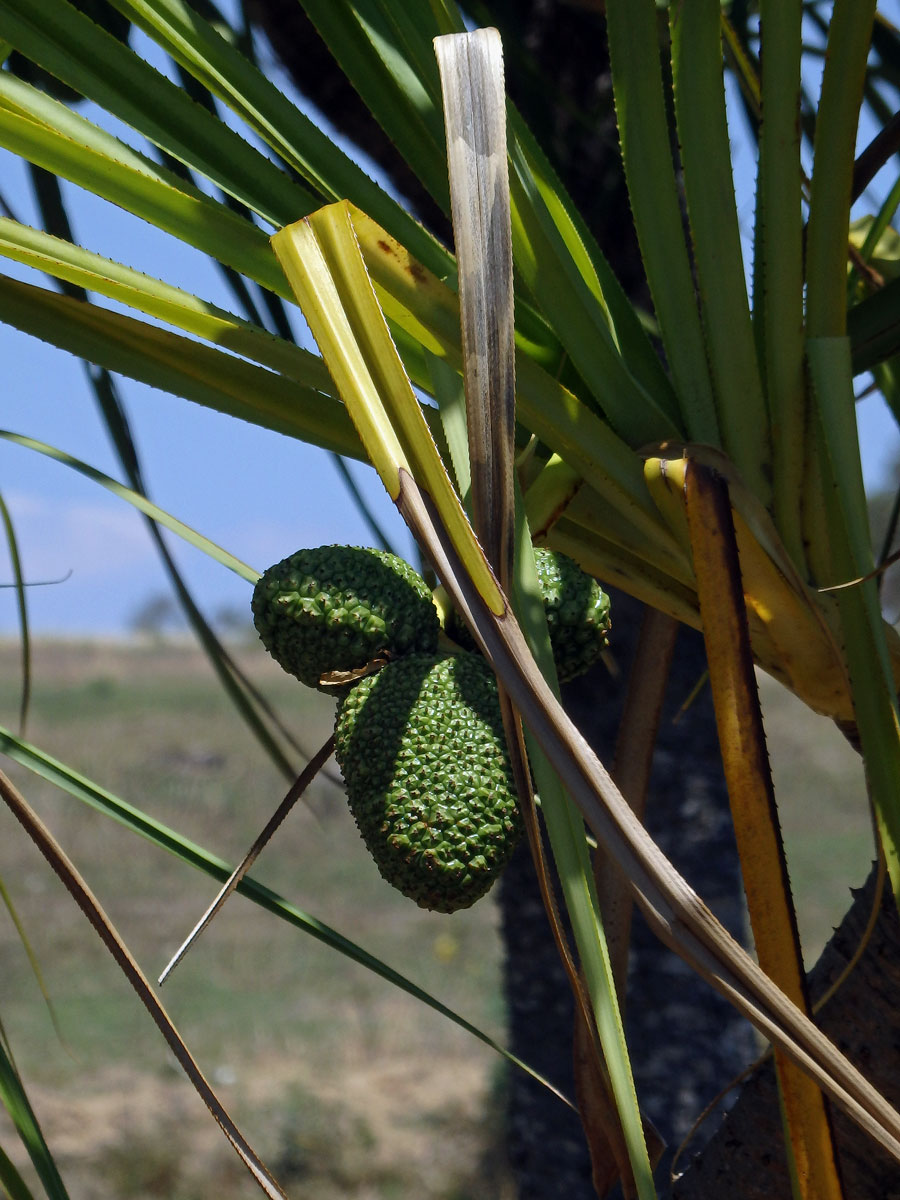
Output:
[
  {"left": 0, "top": 637, "right": 873, "bottom": 1198},
  {"left": 0, "top": 639, "right": 513, "bottom": 1199}
]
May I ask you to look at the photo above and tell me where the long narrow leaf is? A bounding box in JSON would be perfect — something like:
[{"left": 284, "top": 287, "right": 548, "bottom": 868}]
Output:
[
  {"left": 0, "top": 1139, "right": 37, "bottom": 1200},
  {"left": 806, "top": 0, "right": 879, "bottom": 338},
  {"left": 808, "top": 337, "right": 900, "bottom": 903},
  {"left": 158, "top": 736, "right": 336, "bottom": 985},
  {"left": 506, "top": 139, "right": 680, "bottom": 445},
  {"left": 507, "top": 109, "right": 680, "bottom": 419},
  {"left": 670, "top": 0, "right": 770, "bottom": 504},
  {"left": 685, "top": 460, "right": 843, "bottom": 1199},
  {"left": 103, "top": 0, "right": 453, "bottom": 280},
  {"left": 0, "top": 73, "right": 287, "bottom": 294},
  {"left": 0, "top": 493, "right": 31, "bottom": 737},
  {"left": 273, "top": 204, "right": 501, "bottom": 606},
  {"left": 435, "top": 28, "right": 515, "bottom": 580},
  {"left": 298, "top": 0, "right": 450, "bottom": 211},
  {"left": 0, "top": 874, "right": 66, "bottom": 1047},
  {"left": 604, "top": 0, "right": 720, "bottom": 444},
  {"left": 0, "top": 218, "right": 332, "bottom": 389},
  {"left": 0, "top": 0, "right": 312, "bottom": 226},
  {"left": 511, "top": 499, "right": 659, "bottom": 1195},
  {"left": 0, "top": 277, "right": 363, "bottom": 458},
  {"left": 756, "top": 0, "right": 807, "bottom": 569},
  {"left": 0, "top": 726, "right": 569, "bottom": 1105},
  {"left": 0, "top": 769, "right": 288, "bottom": 1198},
  {"left": 0, "top": 431, "right": 259, "bottom": 582},
  {"left": 0, "top": 1033, "right": 69, "bottom": 1200}
]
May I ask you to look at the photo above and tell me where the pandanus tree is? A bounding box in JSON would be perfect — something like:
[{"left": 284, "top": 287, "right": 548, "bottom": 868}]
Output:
[{"left": 2, "top": 1, "right": 900, "bottom": 1197}]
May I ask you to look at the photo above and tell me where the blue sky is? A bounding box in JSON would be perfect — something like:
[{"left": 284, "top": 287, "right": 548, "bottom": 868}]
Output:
[
  {"left": 2, "top": 11, "right": 900, "bottom": 635},
  {"left": 0, "top": 242, "right": 419, "bottom": 634},
  {"left": 0, "top": 21, "right": 420, "bottom": 636}
]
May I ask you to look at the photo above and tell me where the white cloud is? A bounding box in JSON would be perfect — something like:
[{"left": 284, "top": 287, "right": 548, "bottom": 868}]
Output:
[{"left": 0, "top": 491, "right": 156, "bottom": 583}]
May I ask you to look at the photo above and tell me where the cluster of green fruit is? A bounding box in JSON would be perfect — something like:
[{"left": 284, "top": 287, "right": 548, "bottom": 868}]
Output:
[{"left": 251, "top": 545, "right": 610, "bottom": 913}]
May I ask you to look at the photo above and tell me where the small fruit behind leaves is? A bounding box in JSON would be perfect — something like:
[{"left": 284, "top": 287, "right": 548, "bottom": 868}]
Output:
[
  {"left": 448, "top": 547, "right": 611, "bottom": 682},
  {"left": 252, "top": 546, "right": 439, "bottom": 691},
  {"left": 334, "top": 652, "right": 521, "bottom": 913}
]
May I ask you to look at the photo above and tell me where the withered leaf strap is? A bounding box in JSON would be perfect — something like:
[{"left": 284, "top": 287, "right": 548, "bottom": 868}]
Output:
[{"left": 435, "top": 28, "right": 515, "bottom": 586}]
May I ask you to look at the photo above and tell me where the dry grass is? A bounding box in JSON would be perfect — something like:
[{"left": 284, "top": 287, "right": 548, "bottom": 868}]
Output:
[
  {"left": 0, "top": 638, "right": 511, "bottom": 1198},
  {"left": 0, "top": 639, "right": 873, "bottom": 1196}
]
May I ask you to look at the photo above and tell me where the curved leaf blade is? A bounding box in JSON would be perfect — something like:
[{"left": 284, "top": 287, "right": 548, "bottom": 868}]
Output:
[
  {"left": 0, "top": 726, "right": 570, "bottom": 1107},
  {"left": 0, "top": 72, "right": 286, "bottom": 293},
  {"left": 0, "top": 431, "right": 259, "bottom": 582},
  {"left": 0, "top": 276, "right": 363, "bottom": 458},
  {"left": 104, "top": 0, "right": 453, "bottom": 279},
  {"left": 670, "top": 0, "right": 770, "bottom": 503},
  {"left": 0, "top": 0, "right": 311, "bottom": 226},
  {"left": 0, "top": 217, "right": 331, "bottom": 389},
  {"left": 605, "top": 0, "right": 719, "bottom": 443},
  {"left": 0, "top": 1140, "right": 38, "bottom": 1200},
  {"left": 0, "top": 768, "right": 288, "bottom": 1198},
  {"left": 0, "top": 493, "right": 31, "bottom": 737},
  {"left": 0, "top": 1033, "right": 69, "bottom": 1200}
]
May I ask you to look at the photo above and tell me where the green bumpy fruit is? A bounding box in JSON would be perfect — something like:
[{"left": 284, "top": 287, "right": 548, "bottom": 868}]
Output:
[
  {"left": 533, "top": 547, "right": 611, "bottom": 681},
  {"left": 252, "top": 546, "right": 439, "bottom": 691},
  {"left": 449, "top": 547, "right": 611, "bottom": 683},
  {"left": 334, "top": 652, "right": 521, "bottom": 913}
]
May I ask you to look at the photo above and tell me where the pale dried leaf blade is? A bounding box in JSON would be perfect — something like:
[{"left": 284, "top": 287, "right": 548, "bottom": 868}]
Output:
[
  {"left": 435, "top": 28, "right": 516, "bottom": 583},
  {"left": 436, "top": 33, "right": 641, "bottom": 1189},
  {"left": 0, "top": 768, "right": 287, "bottom": 1199}
]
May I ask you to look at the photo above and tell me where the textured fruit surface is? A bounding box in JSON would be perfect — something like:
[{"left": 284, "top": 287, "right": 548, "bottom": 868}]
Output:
[
  {"left": 534, "top": 547, "right": 611, "bottom": 681},
  {"left": 252, "top": 546, "right": 439, "bottom": 690},
  {"left": 334, "top": 653, "right": 521, "bottom": 913},
  {"left": 449, "top": 547, "right": 611, "bottom": 682}
]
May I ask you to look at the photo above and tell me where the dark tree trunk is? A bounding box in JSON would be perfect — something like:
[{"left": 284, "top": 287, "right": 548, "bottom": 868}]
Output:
[
  {"left": 500, "top": 592, "right": 754, "bottom": 1198},
  {"left": 673, "top": 863, "right": 900, "bottom": 1199}
]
